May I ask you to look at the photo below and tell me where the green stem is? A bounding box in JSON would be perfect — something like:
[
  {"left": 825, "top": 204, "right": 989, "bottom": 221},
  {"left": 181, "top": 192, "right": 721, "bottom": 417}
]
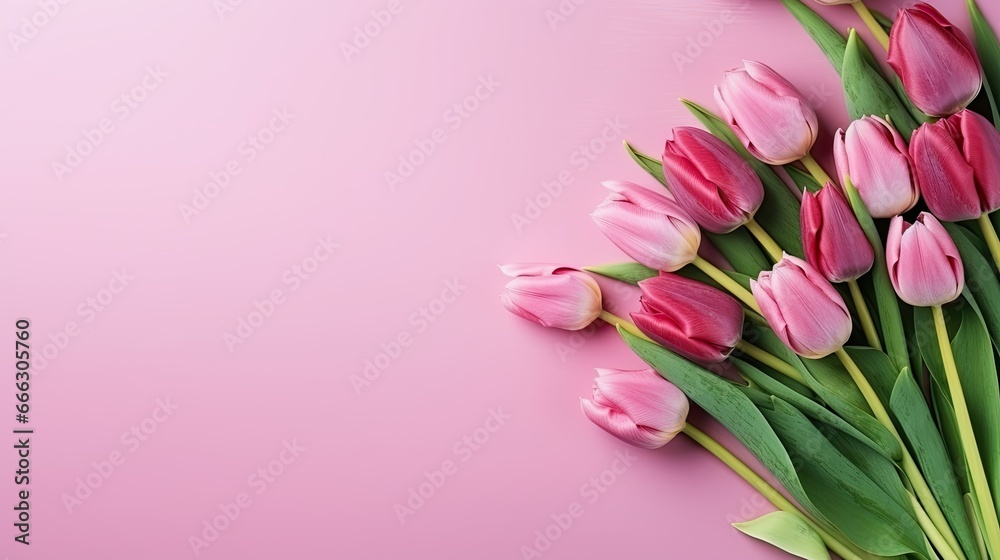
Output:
[
  {"left": 852, "top": 1, "right": 890, "bottom": 51},
  {"left": 744, "top": 219, "right": 783, "bottom": 263},
  {"left": 682, "top": 423, "right": 864, "bottom": 560},
  {"left": 977, "top": 213, "right": 1000, "bottom": 272},
  {"left": 933, "top": 305, "right": 1000, "bottom": 558},
  {"left": 598, "top": 310, "right": 653, "bottom": 343},
  {"left": 735, "top": 340, "right": 806, "bottom": 385},
  {"left": 910, "top": 492, "right": 965, "bottom": 560},
  {"left": 692, "top": 256, "right": 762, "bottom": 315},
  {"left": 800, "top": 153, "right": 834, "bottom": 187},
  {"left": 848, "top": 280, "right": 883, "bottom": 351}
]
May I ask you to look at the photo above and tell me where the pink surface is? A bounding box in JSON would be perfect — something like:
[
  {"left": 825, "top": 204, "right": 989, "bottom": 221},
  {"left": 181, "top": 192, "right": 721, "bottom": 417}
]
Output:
[{"left": 0, "top": 1, "right": 993, "bottom": 558}]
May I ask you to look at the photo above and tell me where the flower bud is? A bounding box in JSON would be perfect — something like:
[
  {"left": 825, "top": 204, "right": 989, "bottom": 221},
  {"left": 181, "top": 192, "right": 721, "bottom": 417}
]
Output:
[
  {"left": 500, "top": 264, "right": 602, "bottom": 330},
  {"left": 886, "top": 213, "right": 964, "bottom": 307},
  {"left": 662, "top": 127, "right": 765, "bottom": 233},
  {"left": 801, "top": 184, "right": 874, "bottom": 283},
  {"left": 833, "top": 116, "right": 920, "bottom": 218},
  {"left": 580, "top": 368, "right": 689, "bottom": 449}
]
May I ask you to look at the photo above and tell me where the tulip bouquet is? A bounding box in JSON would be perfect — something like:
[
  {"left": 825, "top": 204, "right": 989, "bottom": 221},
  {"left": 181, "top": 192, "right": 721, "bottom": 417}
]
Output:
[{"left": 502, "top": 1, "right": 1000, "bottom": 559}]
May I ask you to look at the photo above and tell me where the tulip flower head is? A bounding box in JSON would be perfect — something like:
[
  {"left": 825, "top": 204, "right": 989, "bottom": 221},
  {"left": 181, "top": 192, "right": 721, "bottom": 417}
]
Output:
[
  {"left": 500, "top": 264, "right": 602, "bottom": 331},
  {"left": 591, "top": 181, "right": 702, "bottom": 271},
  {"left": 910, "top": 109, "right": 1000, "bottom": 222},
  {"left": 834, "top": 116, "right": 920, "bottom": 218},
  {"left": 888, "top": 3, "right": 982, "bottom": 117},
  {"left": 631, "top": 274, "right": 744, "bottom": 363},
  {"left": 580, "top": 368, "right": 689, "bottom": 449},
  {"left": 801, "top": 184, "right": 874, "bottom": 283},
  {"left": 751, "top": 255, "right": 852, "bottom": 359},
  {"left": 662, "top": 127, "right": 765, "bottom": 234},
  {"left": 886, "top": 213, "right": 964, "bottom": 307},
  {"left": 715, "top": 60, "right": 819, "bottom": 165}
]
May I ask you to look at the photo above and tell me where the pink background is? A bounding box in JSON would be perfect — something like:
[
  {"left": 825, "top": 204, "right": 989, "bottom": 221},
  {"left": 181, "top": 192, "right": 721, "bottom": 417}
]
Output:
[{"left": 0, "top": 0, "right": 993, "bottom": 558}]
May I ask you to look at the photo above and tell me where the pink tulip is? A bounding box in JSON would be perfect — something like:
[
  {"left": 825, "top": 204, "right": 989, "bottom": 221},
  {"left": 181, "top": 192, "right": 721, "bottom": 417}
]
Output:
[
  {"left": 715, "top": 60, "right": 819, "bottom": 165},
  {"left": 910, "top": 109, "right": 1000, "bottom": 222},
  {"left": 886, "top": 213, "right": 964, "bottom": 307},
  {"left": 500, "top": 264, "right": 602, "bottom": 330},
  {"left": 801, "top": 184, "right": 874, "bottom": 283},
  {"left": 811, "top": 0, "right": 853, "bottom": 4},
  {"left": 580, "top": 368, "right": 689, "bottom": 449},
  {"left": 662, "top": 127, "right": 765, "bottom": 233},
  {"left": 631, "top": 274, "right": 743, "bottom": 363},
  {"left": 834, "top": 116, "right": 920, "bottom": 218},
  {"left": 751, "top": 255, "right": 852, "bottom": 359},
  {"left": 888, "top": 3, "right": 982, "bottom": 117},
  {"left": 591, "top": 181, "right": 701, "bottom": 272}
]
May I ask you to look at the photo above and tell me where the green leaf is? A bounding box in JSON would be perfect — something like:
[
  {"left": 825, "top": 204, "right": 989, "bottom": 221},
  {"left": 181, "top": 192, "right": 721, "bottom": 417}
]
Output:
[
  {"left": 682, "top": 99, "right": 804, "bottom": 259},
  {"left": 970, "top": 0, "right": 1000, "bottom": 128},
  {"left": 842, "top": 29, "right": 919, "bottom": 139},
  {"left": 945, "top": 223, "right": 1000, "bottom": 354},
  {"left": 781, "top": 0, "right": 848, "bottom": 72},
  {"left": 784, "top": 165, "right": 821, "bottom": 193},
  {"left": 891, "top": 368, "right": 982, "bottom": 560},
  {"left": 705, "top": 230, "right": 772, "bottom": 278},
  {"left": 623, "top": 141, "right": 666, "bottom": 186},
  {"left": 583, "top": 262, "right": 657, "bottom": 285},
  {"left": 733, "top": 511, "right": 831, "bottom": 560}
]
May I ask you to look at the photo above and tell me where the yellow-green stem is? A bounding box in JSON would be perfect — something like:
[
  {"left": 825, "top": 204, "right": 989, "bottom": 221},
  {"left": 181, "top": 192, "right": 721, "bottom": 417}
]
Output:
[
  {"left": 835, "top": 348, "right": 966, "bottom": 559},
  {"left": 682, "top": 423, "right": 864, "bottom": 560},
  {"left": 598, "top": 310, "right": 653, "bottom": 343},
  {"left": 977, "top": 213, "right": 1000, "bottom": 272},
  {"left": 735, "top": 341, "right": 806, "bottom": 385},
  {"left": 744, "top": 219, "right": 783, "bottom": 263},
  {"left": 848, "top": 280, "right": 883, "bottom": 351},
  {"left": 692, "top": 256, "right": 762, "bottom": 315},
  {"left": 933, "top": 305, "right": 1000, "bottom": 558},
  {"left": 801, "top": 153, "right": 835, "bottom": 187},
  {"left": 852, "top": 1, "right": 890, "bottom": 51},
  {"left": 910, "top": 492, "right": 965, "bottom": 560}
]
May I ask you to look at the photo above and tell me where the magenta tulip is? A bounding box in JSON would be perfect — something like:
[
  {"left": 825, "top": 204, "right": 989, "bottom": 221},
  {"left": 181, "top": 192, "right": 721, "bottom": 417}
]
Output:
[
  {"left": 834, "top": 116, "right": 920, "bottom": 218},
  {"left": 715, "top": 60, "right": 819, "bottom": 165},
  {"left": 751, "top": 255, "right": 852, "bottom": 359},
  {"left": 580, "top": 368, "right": 689, "bottom": 449},
  {"left": 630, "top": 274, "right": 743, "bottom": 363},
  {"left": 910, "top": 109, "right": 1000, "bottom": 222},
  {"left": 591, "top": 181, "right": 701, "bottom": 272},
  {"left": 500, "top": 264, "right": 602, "bottom": 330},
  {"left": 886, "top": 213, "right": 964, "bottom": 307},
  {"left": 662, "top": 127, "right": 765, "bottom": 234},
  {"left": 888, "top": 3, "right": 982, "bottom": 117},
  {"left": 801, "top": 184, "right": 874, "bottom": 283}
]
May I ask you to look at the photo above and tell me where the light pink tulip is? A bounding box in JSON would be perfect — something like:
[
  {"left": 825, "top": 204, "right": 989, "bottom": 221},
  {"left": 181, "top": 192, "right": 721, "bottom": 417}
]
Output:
[
  {"left": 631, "top": 274, "right": 743, "bottom": 363},
  {"left": 715, "top": 60, "right": 819, "bottom": 165},
  {"left": 500, "top": 264, "right": 602, "bottom": 330},
  {"left": 591, "top": 181, "right": 701, "bottom": 272},
  {"left": 886, "top": 213, "right": 964, "bottom": 307},
  {"left": 751, "top": 255, "right": 852, "bottom": 359},
  {"left": 910, "top": 109, "right": 1000, "bottom": 222},
  {"left": 580, "top": 368, "right": 689, "bottom": 449},
  {"left": 888, "top": 3, "right": 982, "bottom": 117},
  {"left": 834, "top": 116, "right": 920, "bottom": 218},
  {"left": 801, "top": 184, "right": 874, "bottom": 283},
  {"left": 662, "top": 127, "right": 765, "bottom": 233}
]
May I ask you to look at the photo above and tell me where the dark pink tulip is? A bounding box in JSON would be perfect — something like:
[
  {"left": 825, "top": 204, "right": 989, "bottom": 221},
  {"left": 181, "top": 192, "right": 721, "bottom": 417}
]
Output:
[
  {"left": 751, "top": 255, "right": 852, "bottom": 359},
  {"left": 886, "top": 213, "right": 964, "bottom": 307},
  {"left": 500, "top": 264, "right": 602, "bottom": 331},
  {"left": 662, "top": 127, "right": 765, "bottom": 234},
  {"left": 910, "top": 109, "right": 1000, "bottom": 221},
  {"left": 580, "top": 368, "right": 689, "bottom": 449},
  {"left": 630, "top": 274, "right": 743, "bottom": 363},
  {"left": 833, "top": 116, "right": 920, "bottom": 218},
  {"left": 801, "top": 184, "right": 874, "bottom": 283},
  {"left": 888, "top": 3, "right": 982, "bottom": 117}
]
